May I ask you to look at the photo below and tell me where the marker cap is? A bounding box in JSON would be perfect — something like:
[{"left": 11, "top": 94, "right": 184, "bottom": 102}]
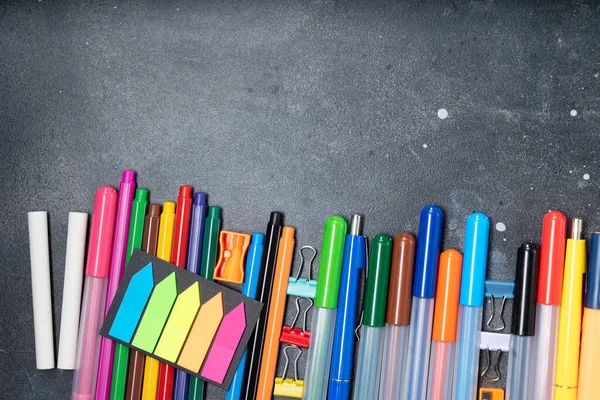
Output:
[
  {"left": 193, "top": 192, "right": 208, "bottom": 206},
  {"left": 386, "top": 233, "right": 416, "bottom": 326},
  {"left": 207, "top": 205, "right": 221, "bottom": 219},
  {"left": 459, "top": 212, "right": 490, "bottom": 307},
  {"left": 163, "top": 201, "right": 176, "bottom": 215},
  {"left": 364, "top": 234, "right": 393, "bottom": 327},
  {"left": 179, "top": 185, "right": 193, "bottom": 198},
  {"left": 537, "top": 211, "right": 567, "bottom": 305},
  {"left": 315, "top": 216, "right": 348, "bottom": 308},
  {"left": 134, "top": 188, "right": 149, "bottom": 203},
  {"left": 251, "top": 232, "right": 265, "bottom": 246},
  {"left": 412, "top": 205, "right": 444, "bottom": 298},
  {"left": 86, "top": 186, "right": 118, "bottom": 277},
  {"left": 511, "top": 243, "right": 540, "bottom": 336},
  {"left": 122, "top": 170, "right": 136, "bottom": 183},
  {"left": 432, "top": 249, "right": 462, "bottom": 342},
  {"left": 586, "top": 233, "right": 600, "bottom": 310},
  {"left": 148, "top": 204, "right": 160, "bottom": 218}
]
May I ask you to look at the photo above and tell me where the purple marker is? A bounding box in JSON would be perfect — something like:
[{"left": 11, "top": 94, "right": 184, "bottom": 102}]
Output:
[
  {"left": 95, "top": 170, "right": 136, "bottom": 400},
  {"left": 173, "top": 192, "right": 208, "bottom": 400}
]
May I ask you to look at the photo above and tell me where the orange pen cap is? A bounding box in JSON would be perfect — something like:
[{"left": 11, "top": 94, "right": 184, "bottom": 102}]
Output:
[
  {"left": 537, "top": 210, "right": 567, "bottom": 305},
  {"left": 432, "top": 249, "right": 462, "bottom": 342},
  {"left": 214, "top": 231, "right": 251, "bottom": 284}
]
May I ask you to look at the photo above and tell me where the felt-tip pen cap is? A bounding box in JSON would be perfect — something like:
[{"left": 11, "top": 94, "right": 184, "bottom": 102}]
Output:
[
  {"left": 178, "top": 185, "right": 193, "bottom": 199},
  {"left": 586, "top": 233, "right": 600, "bottom": 310},
  {"left": 511, "top": 243, "right": 539, "bottom": 336},
  {"left": 432, "top": 249, "right": 462, "bottom": 342},
  {"left": 386, "top": 233, "right": 416, "bottom": 326},
  {"left": 315, "top": 216, "right": 348, "bottom": 308},
  {"left": 459, "top": 212, "right": 490, "bottom": 307},
  {"left": 413, "top": 205, "right": 444, "bottom": 298},
  {"left": 193, "top": 192, "right": 208, "bottom": 206},
  {"left": 134, "top": 188, "right": 149, "bottom": 203},
  {"left": 207, "top": 205, "right": 221, "bottom": 219},
  {"left": 86, "top": 186, "right": 118, "bottom": 277},
  {"left": 364, "top": 234, "right": 393, "bottom": 327},
  {"left": 537, "top": 211, "right": 567, "bottom": 305}
]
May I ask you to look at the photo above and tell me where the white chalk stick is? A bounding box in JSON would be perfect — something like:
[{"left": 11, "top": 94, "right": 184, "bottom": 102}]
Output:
[
  {"left": 27, "top": 211, "right": 55, "bottom": 370},
  {"left": 57, "top": 212, "right": 88, "bottom": 370}
]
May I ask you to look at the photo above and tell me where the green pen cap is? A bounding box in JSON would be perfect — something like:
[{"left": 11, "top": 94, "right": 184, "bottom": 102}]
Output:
[
  {"left": 134, "top": 188, "right": 149, "bottom": 202},
  {"left": 364, "top": 234, "right": 393, "bottom": 327},
  {"left": 315, "top": 216, "right": 348, "bottom": 308},
  {"left": 125, "top": 188, "right": 149, "bottom": 265},
  {"left": 208, "top": 205, "right": 221, "bottom": 219}
]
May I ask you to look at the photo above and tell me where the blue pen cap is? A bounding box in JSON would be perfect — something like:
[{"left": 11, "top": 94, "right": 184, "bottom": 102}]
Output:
[
  {"left": 459, "top": 212, "right": 490, "bottom": 307},
  {"left": 586, "top": 233, "right": 600, "bottom": 310},
  {"left": 193, "top": 191, "right": 208, "bottom": 206},
  {"left": 412, "top": 205, "right": 444, "bottom": 298},
  {"left": 242, "top": 233, "right": 265, "bottom": 299}
]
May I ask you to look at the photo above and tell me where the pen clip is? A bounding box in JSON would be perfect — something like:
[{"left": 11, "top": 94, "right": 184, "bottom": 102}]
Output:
[
  {"left": 274, "top": 345, "right": 304, "bottom": 398},
  {"left": 280, "top": 297, "right": 313, "bottom": 348},
  {"left": 287, "top": 246, "right": 318, "bottom": 298}
]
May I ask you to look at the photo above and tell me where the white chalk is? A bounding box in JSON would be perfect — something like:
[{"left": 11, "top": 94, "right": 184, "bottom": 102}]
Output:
[
  {"left": 27, "top": 211, "right": 55, "bottom": 369},
  {"left": 57, "top": 212, "right": 88, "bottom": 370}
]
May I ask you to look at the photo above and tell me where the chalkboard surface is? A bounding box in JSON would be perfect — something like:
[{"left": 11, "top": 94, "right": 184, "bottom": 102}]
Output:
[{"left": 1, "top": 0, "right": 599, "bottom": 399}]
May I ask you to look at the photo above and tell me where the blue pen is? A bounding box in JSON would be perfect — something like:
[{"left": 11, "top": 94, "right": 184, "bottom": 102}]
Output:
[
  {"left": 225, "top": 233, "right": 265, "bottom": 400},
  {"left": 328, "top": 215, "right": 367, "bottom": 400},
  {"left": 400, "top": 205, "right": 443, "bottom": 400},
  {"left": 173, "top": 192, "right": 208, "bottom": 400},
  {"left": 451, "top": 213, "right": 490, "bottom": 400}
]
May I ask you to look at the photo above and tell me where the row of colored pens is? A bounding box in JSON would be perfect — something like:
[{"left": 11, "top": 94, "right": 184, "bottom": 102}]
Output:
[{"left": 25, "top": 169, "right": 600, "bottom": 400}]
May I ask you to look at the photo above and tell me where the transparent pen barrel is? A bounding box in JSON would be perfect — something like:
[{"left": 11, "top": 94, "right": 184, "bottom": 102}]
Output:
[
  {"left": 401, "top": 297, "right": 434, "bottom": 400},
  {"left": 379, "top": 324, "right": 409, "bottom": 399},
  {"left": 304, "top": 307, "right": 337, "bottom": 400},
  {"left": 532, "top": 305, "right": 559, "bottom": 400},
  {"left": 506, "top": 335, "right": 535, "bottom": 400},
  {"left": 354, "top": 326, "right": 385, "bottom": 400},
  {"left": 427, "top": 340, "right": 455, "bottom": 400},
  {"left": 72, "top": 277, "right": 107, "bottom": 400},
  {"left": 452, "top": 305, "right": 483, "bottom": 400}
]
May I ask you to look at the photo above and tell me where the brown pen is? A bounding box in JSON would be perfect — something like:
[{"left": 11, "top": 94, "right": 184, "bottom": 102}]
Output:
[
  {"left": 379, "top": 233, "right": 416, "bottom": 399},
  {"left": 126, "top": 204, "right": 161, "bottom": 400}
]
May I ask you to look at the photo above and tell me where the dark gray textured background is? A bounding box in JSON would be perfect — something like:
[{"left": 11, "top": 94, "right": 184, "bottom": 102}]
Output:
[{"left": 1, "top": 0, "right": 599, "bottom": 399}]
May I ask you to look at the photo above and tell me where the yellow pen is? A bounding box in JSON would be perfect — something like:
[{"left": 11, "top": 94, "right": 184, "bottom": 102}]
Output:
[
  {"left": 554, "top": 218, "right": 586, "bottom": 400},
  {"left": 141, "top": 202, "right": 176, "bottom": 400}
]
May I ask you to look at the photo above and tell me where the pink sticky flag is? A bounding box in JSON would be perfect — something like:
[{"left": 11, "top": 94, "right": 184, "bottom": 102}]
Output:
[{"left": 200, "top": 303, "right": 247, "bottom": 383}]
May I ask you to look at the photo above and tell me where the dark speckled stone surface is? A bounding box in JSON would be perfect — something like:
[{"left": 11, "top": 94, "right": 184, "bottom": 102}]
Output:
[{"left": 1, "top": 0, "right": 599, "bottom": 398}]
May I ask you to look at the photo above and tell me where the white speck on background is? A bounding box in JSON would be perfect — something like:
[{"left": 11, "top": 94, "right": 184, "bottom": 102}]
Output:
[
  {"left": 530, "top": 187, "right": 534, "bottom": 190},
  {"left": 423, "top": 144, "right": 428, "bottom": 149},
  {"left": 86, "top": 41, "right": 89, "bottom": 45},
  {"left": 569, "top": 170, "right": 573, "bottom": 173},
  {"left": 437, "top": 108, "right": 448, "bottom": 120},
  {"left": 595, "top": 73, "right": 599, "bottom": 79},
  {"left": 583, "top": 173, "right": 590, "bottom": 180},
  {"left": 503, "top": 238, "right": 507, "bottom": 242},
  {"left": 570, "top": 109, "right": 578, "bottom": 117},
  {"left": 496, "top": 222, "right": 506, "bottom": 232}
]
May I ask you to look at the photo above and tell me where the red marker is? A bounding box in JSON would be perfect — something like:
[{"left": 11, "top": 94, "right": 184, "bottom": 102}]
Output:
[{"left": 157, "top": 186, "right": 193, "bottom": 400}]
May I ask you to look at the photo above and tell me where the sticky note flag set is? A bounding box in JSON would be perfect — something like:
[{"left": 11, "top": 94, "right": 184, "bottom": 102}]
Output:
[{"left": 100, "top": 250, "right": 263, "bottom": 389}]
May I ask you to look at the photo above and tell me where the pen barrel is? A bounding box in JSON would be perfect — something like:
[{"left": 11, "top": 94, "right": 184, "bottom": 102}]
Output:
[
  {"left": 379, "top": 324, "right": 409, "bottom": 400},
  {"left": 532, "top": 304, "right": 560, "bottom": 400},
  {"left": 353, "top": 326, "right": 385, "bottom": 400},
  {"left": 304, "top": 307, "right": 337, "bottom": 400},
  {"left": 401, "top": 297, "right": 434, "bottom": 400},
  {"left": 427, "top": 340, "right": 455, "bottom": 400},
  {"left": 451, "top": 305, "right": 483, "bottom": 400},
  {"left": 578, "top": 308, "right": 600, "bottom": 399},
  {"left": 72, "top": 276, "right": 108, "bottom": 400},
  {"left": 329, "top": 234, "right": 366, "bottom": 397},
  {"left": 506, "top": 335, "right": 535, "bottom": 400},
  {"left": 555, "top": 239, "right": 586, "bottom": 396}
]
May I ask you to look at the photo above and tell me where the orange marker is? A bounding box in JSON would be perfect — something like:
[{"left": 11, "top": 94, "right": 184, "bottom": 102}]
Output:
[
  {"left": 427, "top": 249, "right": 462, "bottom": 400},
  {"left": 177, "top": 292, "right": 224, "bottom": 373},
  {"left": 255, "top": 226, "right": 296, "bottom": 400}
]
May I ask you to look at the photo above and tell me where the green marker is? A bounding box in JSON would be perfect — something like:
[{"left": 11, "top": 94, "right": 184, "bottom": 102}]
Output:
[
  {"left": 353, "top": 234, "right": 393, "bottom": 399},
  {"left": 189, "top": 206, "right": 221, "bottom": 400},
  {"left": 303, "top": 216, "right": 348, "bottom": 399},
  {"left": 110, "top": 188, "right": 148, "bottom": 400}
]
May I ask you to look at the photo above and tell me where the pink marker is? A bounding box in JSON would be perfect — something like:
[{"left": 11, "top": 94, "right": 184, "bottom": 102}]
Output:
[
  {"left": 72, "top": 186, "right": 118, "bottom": 400},
  {"left": 201, "top": 303, "right": 247, "bottom": 384},
  {"left": 95, "top": 170, "right": 136, "bottom": 399}
]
